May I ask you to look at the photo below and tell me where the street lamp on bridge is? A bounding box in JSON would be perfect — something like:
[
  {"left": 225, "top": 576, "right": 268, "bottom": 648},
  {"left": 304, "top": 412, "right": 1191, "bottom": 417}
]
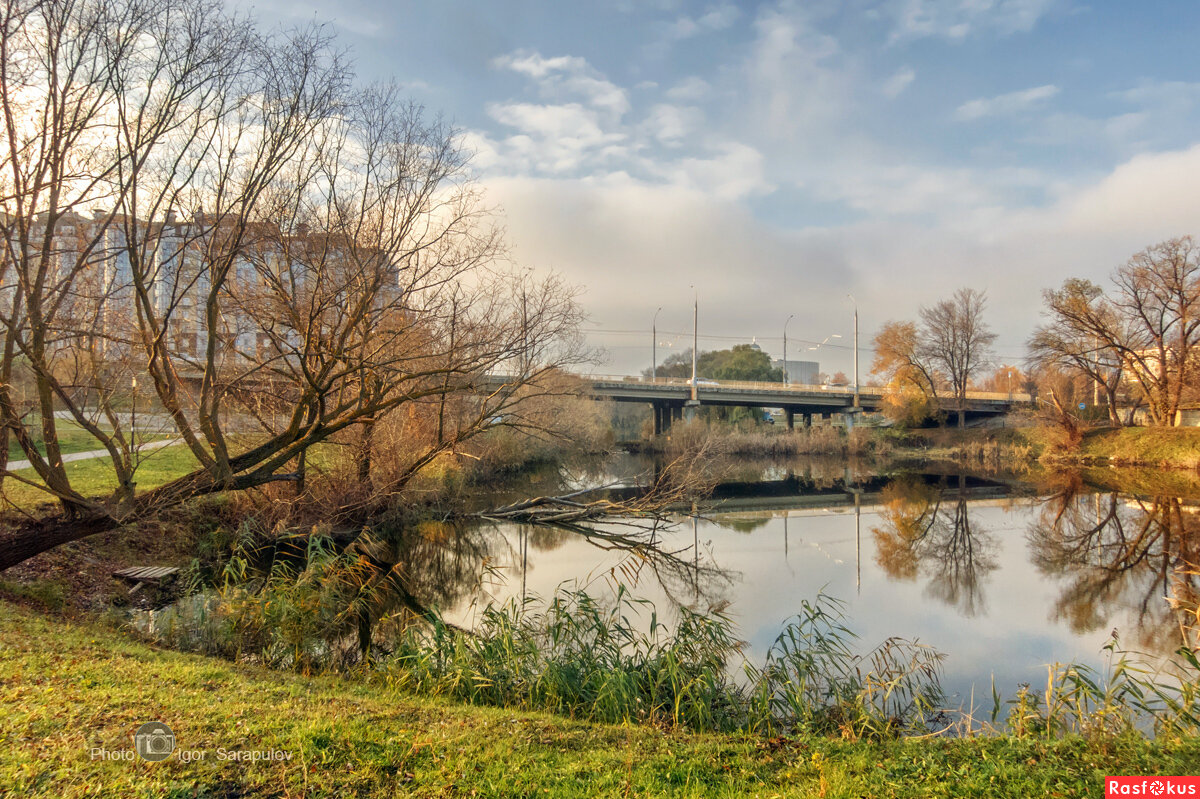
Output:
[
  {"left": 807, "top": 334, "right": 841, "bottom": 385},
  {"left": 652, "top": 306, "right": 663, "bottom": 381},
  {"left": 782, "top": 313, "right": 795, "bottom": 384},
  {"left": 847, "top": 294, "right": 859, "bottom": 408},
  {"left": 689, "top": 285, "right": 699, "bottom": 405}
]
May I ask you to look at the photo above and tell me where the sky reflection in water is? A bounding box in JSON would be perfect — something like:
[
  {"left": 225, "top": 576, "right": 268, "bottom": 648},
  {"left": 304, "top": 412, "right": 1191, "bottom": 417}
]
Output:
[{"left": 445, "top": 472, "right": 1197, "bottom": 703}]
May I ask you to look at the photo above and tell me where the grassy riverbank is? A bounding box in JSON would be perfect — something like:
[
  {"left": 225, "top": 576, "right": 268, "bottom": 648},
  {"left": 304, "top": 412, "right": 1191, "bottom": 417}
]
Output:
[{"left": 2, "top": 600, "right": 1196, "bottom": 798}]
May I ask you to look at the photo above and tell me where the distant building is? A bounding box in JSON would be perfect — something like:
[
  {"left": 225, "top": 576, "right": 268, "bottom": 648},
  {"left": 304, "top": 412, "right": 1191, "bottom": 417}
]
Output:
[
  {"left": 5, "top": 210, "right": 401, "bottom": 367},
  {"left": 772, "top": 359, "right": 819, "bottom": 385}
]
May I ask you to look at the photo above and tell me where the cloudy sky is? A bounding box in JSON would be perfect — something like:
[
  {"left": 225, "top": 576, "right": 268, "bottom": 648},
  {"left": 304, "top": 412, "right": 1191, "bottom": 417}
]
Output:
[{"left": 234, "top": 0, "right": 1200, "bottom": 377}]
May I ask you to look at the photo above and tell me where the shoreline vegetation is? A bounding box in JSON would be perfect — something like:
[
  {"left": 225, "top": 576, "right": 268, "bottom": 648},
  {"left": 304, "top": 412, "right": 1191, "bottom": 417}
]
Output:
[
  {"left": 3, "top": 600, "right": 1198, "bottom": 798},
  {"left": 629, "top": 418, "right": 1200, "bottom": 473},
  {"left": 6, "top": 417, "right": 1200, "bottom": 796}
]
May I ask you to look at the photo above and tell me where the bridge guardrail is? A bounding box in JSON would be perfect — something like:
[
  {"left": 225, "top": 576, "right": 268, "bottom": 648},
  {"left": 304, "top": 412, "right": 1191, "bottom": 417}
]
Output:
[{"left": 578, "top": 374, "right": 1030, "bottom": 403}]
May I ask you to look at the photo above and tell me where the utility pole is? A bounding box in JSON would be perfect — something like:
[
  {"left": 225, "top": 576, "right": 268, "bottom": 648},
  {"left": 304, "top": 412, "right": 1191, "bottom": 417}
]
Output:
[
  {"left": 691, "top": 288, "right": 698, "bottom": 403},
  {"left": 652, "top": 306, "right": 662, "bottom": 380},
  {"left": 848, "top": 294, "right": 860, "bottom": 408},
  {"left": 783, "top": 313, "right": 794, "bottom": 384}
]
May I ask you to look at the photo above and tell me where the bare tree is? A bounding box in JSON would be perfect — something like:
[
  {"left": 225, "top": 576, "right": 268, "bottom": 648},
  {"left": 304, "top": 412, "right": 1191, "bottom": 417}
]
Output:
[
  {"left": 918, "top": 288, "right": 996, "bottom": 428},
  {"left": 1031, "top": 239, "right": 1200, "bottom": 426},
  {"left": 0, "top": 0, "right": 590, "bottom": 571},
  {"left": 1029, "top": 279, "right": 1125, "bottom": 424}
]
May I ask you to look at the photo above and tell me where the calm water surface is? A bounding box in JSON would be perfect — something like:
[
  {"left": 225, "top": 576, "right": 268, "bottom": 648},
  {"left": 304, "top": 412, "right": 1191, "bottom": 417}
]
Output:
[{"left": 431, "top": 456, "right": 1197, "bottom": 703}]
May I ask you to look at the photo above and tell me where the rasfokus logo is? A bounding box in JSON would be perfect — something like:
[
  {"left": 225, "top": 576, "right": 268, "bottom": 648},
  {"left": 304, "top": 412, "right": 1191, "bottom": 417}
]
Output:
[{"left": 1107, "top": 777, "right": 1200, "bottom": 797}]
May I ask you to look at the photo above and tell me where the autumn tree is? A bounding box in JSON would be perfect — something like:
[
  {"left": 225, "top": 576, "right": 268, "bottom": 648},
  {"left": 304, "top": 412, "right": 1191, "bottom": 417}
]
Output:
[
  {"left": 870, "top": 320, "right": 939, "bottom": 426},
  {"left": 1030, "top": 239, "right": 1200, "bottom": 426},
  {"left": 0, "top": 0, "right": 588, "bottom": 571},
  {"left": 982, "top": 365, "right": 1026, "bottom": 394}
]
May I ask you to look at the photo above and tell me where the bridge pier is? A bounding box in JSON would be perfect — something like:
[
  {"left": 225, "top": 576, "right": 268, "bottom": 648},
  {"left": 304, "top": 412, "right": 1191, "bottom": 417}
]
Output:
[
  {"left": 652, "top": 402, "right": 684, "bottom": 436},
  {"left": 785, "top": 409, "right": 794, "bottom": 430}
]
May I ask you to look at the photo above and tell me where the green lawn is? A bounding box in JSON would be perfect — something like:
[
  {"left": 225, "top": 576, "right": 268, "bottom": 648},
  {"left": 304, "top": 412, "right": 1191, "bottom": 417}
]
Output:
[
  {"left": 1, "top": 443, "right": 200, "bottom": 509},
  {"left": 1, "top": 601, "right": 1196, "bottom": 798},
  {"left": 7, "top": 417, "right": 172, "bottom": 462}
]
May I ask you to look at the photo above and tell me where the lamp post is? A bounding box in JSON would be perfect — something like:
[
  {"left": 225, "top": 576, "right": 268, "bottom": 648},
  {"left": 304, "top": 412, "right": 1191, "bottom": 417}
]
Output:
[
  {"left": 847, "top": 294, "right": 859, "bottom": 408},
  {"left": 130, "top": 374, "right": 137, "bottom": 443},
  {"left": 806, "top": 334, "right": 841, "bottom": 390},
  {"left": 782, "top": 313, "right": 794, "bottom": 384},
  {"left": 652, "top": 306, "right": 663, "bottom": 381},
  {"left": 689, "top": 286, "right": 699, "bottom": 406}
]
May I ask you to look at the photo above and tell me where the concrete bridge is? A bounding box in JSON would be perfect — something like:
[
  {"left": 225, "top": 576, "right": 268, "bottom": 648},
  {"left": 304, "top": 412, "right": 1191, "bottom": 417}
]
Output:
[{"left": 559, "top": 375, "right": 1030, "bottom": 434}]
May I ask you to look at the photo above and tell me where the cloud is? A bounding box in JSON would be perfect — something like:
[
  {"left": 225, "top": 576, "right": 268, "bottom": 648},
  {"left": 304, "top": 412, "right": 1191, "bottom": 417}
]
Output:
[
  {"left": 1112, "top": 80, "right": 1200, "bottom": 108},
  {"left": 1055, "top": 143, "right": 1200, "bottom": 237},
  {"left": 659, "top": 141, "right": 774, "bottom": 200},
  {"left": 745, "top": 6, "right": 849, "bottom": 138},
  {"left": 485, "top": 102, "right": 627, "bottom": 173},
  {"left": 881, "top": 67, "right": 916, "bottom": 98},
  {"left": 641, "top": 103, "right": 704, "bottom": 146},
  {"left": 492, "top": 50, "right": 630, "bottom": 118},
  {"left": 955, "top": 84, "right": 1060, "bottom": 121},
  {"left": 665, "top": 76, "right": 712, "bottom": 102},
  {"left": 663, "top": 3, "right": 741, "bottom": 42},
  {"left": 886, "top": 0, "right": 1058, "bottom": 42}
]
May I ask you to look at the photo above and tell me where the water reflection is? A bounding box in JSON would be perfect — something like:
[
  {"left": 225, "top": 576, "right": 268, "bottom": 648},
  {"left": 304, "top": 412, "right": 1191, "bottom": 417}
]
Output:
[
  {"left": 242, "top": 455, "right": 1197, "bottom": 693},
  {"left": 871, "top": 475, "right": 999, "bottom": 617},
  {"left": 1028, "top": 484, "right": 1200, "bottom": 651}
]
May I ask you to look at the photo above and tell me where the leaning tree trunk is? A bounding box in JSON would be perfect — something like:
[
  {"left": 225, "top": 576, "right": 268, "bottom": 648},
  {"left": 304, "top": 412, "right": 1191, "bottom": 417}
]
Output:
[{"left": 0, "top": 513, "right": 120, "bottom": 572}]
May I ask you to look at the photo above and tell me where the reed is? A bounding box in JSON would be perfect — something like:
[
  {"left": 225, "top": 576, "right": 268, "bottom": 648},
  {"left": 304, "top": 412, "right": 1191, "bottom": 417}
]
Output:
[{"left": 134, "top": 543, "right": 1200, "bottom": 742}]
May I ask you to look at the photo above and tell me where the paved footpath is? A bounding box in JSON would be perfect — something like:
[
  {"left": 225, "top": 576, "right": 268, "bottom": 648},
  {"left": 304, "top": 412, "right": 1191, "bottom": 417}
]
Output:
[{"left": 6, "top": 438, "right": 181, "bottom": 471}]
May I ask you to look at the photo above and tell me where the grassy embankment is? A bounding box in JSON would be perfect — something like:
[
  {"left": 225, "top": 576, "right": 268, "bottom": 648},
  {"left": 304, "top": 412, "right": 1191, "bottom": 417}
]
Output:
[
  {"left": 1066, "top": 426, "right": 1200, "bottom": 468},
  {"left": 2, "top": 600, "right": 1196, "bottom": 798},
  {"left": 654, "top": 420, "right": 1200, "bottom": 472}
]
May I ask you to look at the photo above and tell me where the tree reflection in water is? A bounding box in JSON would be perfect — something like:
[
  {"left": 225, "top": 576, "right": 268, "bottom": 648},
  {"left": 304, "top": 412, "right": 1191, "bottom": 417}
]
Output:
[
  {"left": 871, "top": 475, "right": 998, "bottom": 617},
  {"left": 1027, "top": 482, "right": 1200, "bottom": 652},
  {"left": 347, "top": 513, "right": 733, "bottom": 642}
]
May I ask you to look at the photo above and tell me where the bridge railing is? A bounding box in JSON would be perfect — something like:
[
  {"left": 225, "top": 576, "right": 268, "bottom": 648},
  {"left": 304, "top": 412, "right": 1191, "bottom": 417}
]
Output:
[{"left": 579, "top": 374, "right": 1030, "bottom": 403}]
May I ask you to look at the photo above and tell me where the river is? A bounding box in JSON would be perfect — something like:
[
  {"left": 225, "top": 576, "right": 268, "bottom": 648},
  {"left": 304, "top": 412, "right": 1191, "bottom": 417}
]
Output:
[{"left": 409, "top": 454, "right": 1198, "bottom": 705}]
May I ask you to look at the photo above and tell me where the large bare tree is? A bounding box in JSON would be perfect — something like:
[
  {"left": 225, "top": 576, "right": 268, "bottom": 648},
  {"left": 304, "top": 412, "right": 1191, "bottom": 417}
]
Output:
[
  {"left": 870, "top": 288, "right": 995, "bottom": 427},
  {"left": 0, "top": 0, "right": 589, "bottom": 570},
  {"left": 1030, "top": 238, "right": 1200, "bottom": 426},
  {"left": 918, "top": 288, "right": 996, "bottom": 428}
]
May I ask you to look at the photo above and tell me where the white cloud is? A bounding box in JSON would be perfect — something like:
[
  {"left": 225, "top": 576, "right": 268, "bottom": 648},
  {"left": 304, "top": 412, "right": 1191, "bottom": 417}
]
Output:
[
  {"left": 1055, "top": 143, "right": 1200, "bottom": 237},
  {"left": 480, "top": 136, "right": 1200, "bottom": 376},
  {"left": 492, "top": 50, "right": 630, "bottom": 118},
  {"left": 955, "top": 84, "right": 1060, "bottom": 121},
  {"left": 486, "top": 102, "right": 627, "bottom": 173},
  {"left": 746, "top": 6, "right": 849, "bottom": 138},
  {"left": 642, "top": 103, "right": 704, "bottom": 146},
  {"left": 660, "top": 141, "right": 774, "bottom": 200},
  {"left": 663, "top": 3, "right": 741, "bottom": 41},
  {"left": 665, "top": 76, "right": 712, "bottom": 102},
  {"left": 887, "top": 0, "right": 1058, "bottom": 42},
  {"left": 881, "top": 67, "right": 916, "bottom": 98}
]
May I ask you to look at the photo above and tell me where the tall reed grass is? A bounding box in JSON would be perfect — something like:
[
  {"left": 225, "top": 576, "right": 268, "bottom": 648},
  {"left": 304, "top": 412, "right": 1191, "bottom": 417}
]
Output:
[{"left": 135, "top": 536, "right": 1200, "bottom": 741}]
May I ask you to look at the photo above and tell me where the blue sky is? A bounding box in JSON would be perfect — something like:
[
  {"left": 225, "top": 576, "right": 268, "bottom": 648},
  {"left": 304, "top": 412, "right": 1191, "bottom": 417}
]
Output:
[{"left": 233, "top": 0, "right": 1200, "bottom": 376}]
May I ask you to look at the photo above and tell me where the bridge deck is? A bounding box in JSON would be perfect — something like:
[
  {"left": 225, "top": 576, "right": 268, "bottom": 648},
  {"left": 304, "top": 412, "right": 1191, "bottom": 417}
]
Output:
[{"left": 575, "top": 374, "right": 1029, "bottom": 411}]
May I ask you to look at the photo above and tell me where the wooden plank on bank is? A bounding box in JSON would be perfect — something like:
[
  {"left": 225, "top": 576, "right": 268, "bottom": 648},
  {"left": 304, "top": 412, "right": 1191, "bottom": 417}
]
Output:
[{"left": 112, "top": 565, "right": 179, "bottom": 583}]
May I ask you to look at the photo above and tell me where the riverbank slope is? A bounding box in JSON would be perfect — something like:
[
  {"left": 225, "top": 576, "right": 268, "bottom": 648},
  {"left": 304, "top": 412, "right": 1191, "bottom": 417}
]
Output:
[{"left": 3, "top": 601, "right": 1195, "bottom": 798}]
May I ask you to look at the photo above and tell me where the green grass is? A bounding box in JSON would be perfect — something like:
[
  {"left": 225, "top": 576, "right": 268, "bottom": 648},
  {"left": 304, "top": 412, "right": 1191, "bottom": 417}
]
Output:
[
  {"left": 1078, "top": 426, "right": 1200, "bottom": 468},
  {"left": 2, "top": 601, "right": 1197, "bottom": 798},
  {"left": 1, "top": 443, "right": 200, "bottom": 509},
  {"left": 7, "top": 417, "right": 172, "bottom": 461}
]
